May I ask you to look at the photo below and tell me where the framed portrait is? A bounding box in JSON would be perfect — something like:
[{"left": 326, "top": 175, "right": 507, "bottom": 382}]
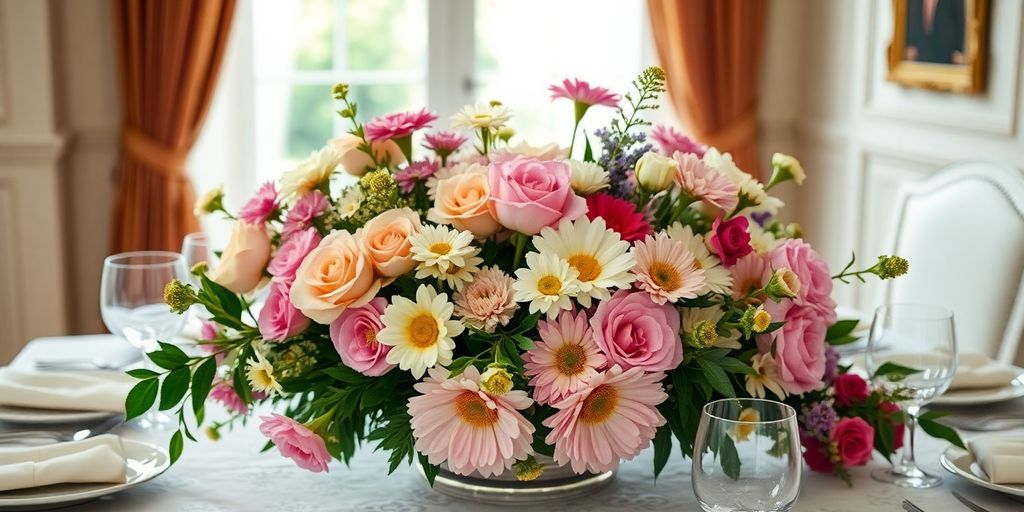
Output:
[{"left": 887, "top": 0, "right": 989, "bottom": 93}]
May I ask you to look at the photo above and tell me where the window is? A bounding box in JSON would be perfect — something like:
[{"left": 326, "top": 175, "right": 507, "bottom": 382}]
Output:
[{"left": 192, "top": 0, "right": 659, "bottom": 245}]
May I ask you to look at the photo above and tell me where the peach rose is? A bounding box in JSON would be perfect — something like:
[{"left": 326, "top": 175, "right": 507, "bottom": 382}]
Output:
[
  {"left": 328, "top": 134, "right": 405, "bottom": 177},
  {"left": 426, "top": 172, "right": 500, "bottom": 237},
  {"left": 358, "top": 208, "right": 421, "bottom": 278},
  {"left": 290, "top": 230, "right": 383, "bottom": 324},
  {"left": 209, "top": 221, "right": 272, "bottom": 294}
]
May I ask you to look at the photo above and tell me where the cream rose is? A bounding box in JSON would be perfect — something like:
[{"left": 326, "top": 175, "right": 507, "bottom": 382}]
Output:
[
  {"left": 427, "top": 172, "right": 501, "bottom": 237},
  {"left": 635, "top": 152, "right": 678, "bottom": 192},
  {"left": 280, "top": 146, "right": 342, "bottom": 199},
  {"left": 290, "top": 230, "right": 383, "bottom": 324},
  {"left": 328, "top": 134, "right": 406, "bottom": 177},
  {"left": 209, "top": 221, "right": 272, "bottom": 294},
  {"left": 358, "top": 207, "right": 421, "bottom": 278}
]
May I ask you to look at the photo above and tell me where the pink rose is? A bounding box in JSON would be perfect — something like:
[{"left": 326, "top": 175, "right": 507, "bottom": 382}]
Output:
[
  {"left": 833, "top": 374, "right": 870, "bottom": 407},
  {"left": 358, "top": 208, "right": 421, "bottom": 278},
  {"left": 832, "top": 417, "right": 874, "bottom": 467},
  {"left": 800, "top": 433, "right": 834, "bottom": 472},
  {"left": 238, "top": 181, "right": 280, "bottom": 225},
  {"left": 268, "top": 227, "right": 322, "bottom": 281},
  {"left": 329, "top": 297, "right": 393, "bottom": 377},
  {"left": 880, "top": 402, "right": 905, "bottom": 450},
  {"left": 259, "top": 413, "right": 331, "bottom": 473},
  {"left": 487, "top": 156, "right": 588, "bottom": 235},
  {"left": 756, "top": 303, "right": 827, "bottom": 394},
  {"left": 208, "top": 221, "right": 272, "bottom": 294},
  {"left": 427, "top": 172, "right": 501, "bottom": 238},
  {"left": 589, "top": 290, "right": 683, "bottom": 372},
  {"left": 766, "top": 239, "right": 837, "bottom": 323},
  {"left": 706, "top": 215, "right": 752, "bottom": 267},
  {"left": 290, "top": 230, "right": 383, "bottom": 324},
  {"left": 258, "top": 280, "right": 311, "bottom": 341}
]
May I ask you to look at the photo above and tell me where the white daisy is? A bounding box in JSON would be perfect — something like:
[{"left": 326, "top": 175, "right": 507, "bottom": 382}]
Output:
[
  {"left": 246, "top": 350, "right": 283, "bottom": 396},
  {"left": 531, "top": 217, "right": 635, "bottom": 308},
  {"left": 680, "top": 306, "right": 741, "bottom": 349},
  {"left": 665, "top": 223, "right": 733, "bottom": 295},
  {"left": 747, "top": 221, "right": 782, "bottom": 254},
  {"left": 417, "top": 251, "right": 483, "bottom": 291},
  {"left": 746, "top": 352, "right": 788, "bottom": 399},
  {"left": 410, "top": 224, "right": 477, "bottom": 273},
  {"left": 337, "top": 187, "right": 364, "bottom": 219},
  {"left": 426, "top": 161, "right": 487, "bottom": 200},
  {"left": 512, "top": 252, "right": 581, "bottom": 319},
  {"left": 568, "top": 160, "right": 610, "bottom": 195},
  {"left": 378, "top": 285, "right": 464, "bottom": 379},
  {"left": 280, "top": 146, "right": 341, "bottom": 199},
  {"left": 450, "top": 103, "right": 512, "bottom": 130}
]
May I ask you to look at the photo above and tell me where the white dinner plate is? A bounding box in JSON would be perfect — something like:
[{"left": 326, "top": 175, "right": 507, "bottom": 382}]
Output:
[
  {"left": 0, "top": 405, "right": 117, "bottom": 426},
  {"left": 933, "top": 372, "right": 1024, "bottom": 406},
  {"left": 940, "top": 444, "right": 1024, "bottom": 498},
  {"left": 0, "top": 439, "right": 170, "bottom": 510}
]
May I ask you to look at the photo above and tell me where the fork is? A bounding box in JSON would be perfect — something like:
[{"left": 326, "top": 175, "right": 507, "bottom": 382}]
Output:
[
  {"left": 34, "top": 355, "right": 137, "bottom": 371},
  {"left": 902, "top": 499, "right": 925, "bottom": 512},
  {"left": 0, "top": 415, "right": 123, "bottom": 445}
]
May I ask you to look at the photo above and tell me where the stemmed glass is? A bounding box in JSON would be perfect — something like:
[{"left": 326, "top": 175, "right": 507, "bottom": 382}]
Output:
[
  {"left": 692, "top": 398, "right": 801, "bottom": 512},
  {"left": 181, "top": 232, "right": 214, "bottom": 284},
  {"left": 100, "top": 251, "right": 189, "bottom": 430},
  {"left": 865, "top": 303, "right": 957, "bottom": 488}
]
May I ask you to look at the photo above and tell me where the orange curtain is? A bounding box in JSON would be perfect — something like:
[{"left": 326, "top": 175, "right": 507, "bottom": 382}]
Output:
[
  {"left": 648, "top": 0, "right": 767, "bottom": 178},
  {"left": 111, "top": 0, "right": 236, "bottom": 252}
]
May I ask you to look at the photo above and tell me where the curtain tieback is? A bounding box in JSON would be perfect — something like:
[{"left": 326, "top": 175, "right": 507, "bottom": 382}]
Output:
[
  {"left": 121, "top": 125, "right": 189, "bottom": 177},
  {"left": 697, "top": 106, "right": 758, "bottom": 152}
]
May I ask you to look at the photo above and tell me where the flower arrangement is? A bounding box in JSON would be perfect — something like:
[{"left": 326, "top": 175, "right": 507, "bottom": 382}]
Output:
[{"left": 138, "top": 66, "right": 955, "bottom": 485}]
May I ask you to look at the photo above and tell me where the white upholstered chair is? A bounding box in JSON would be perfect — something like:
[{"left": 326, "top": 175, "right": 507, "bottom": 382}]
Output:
[{"left": 881, "top": 161, "right": 1024, "bottom": 365}]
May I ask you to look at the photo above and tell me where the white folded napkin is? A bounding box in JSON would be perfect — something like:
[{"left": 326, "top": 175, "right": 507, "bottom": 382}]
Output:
[
  {"left": 949, "top": 352, "right": 1022, "bottom": 390},
  {"left": 0, "top": 368, "right": 133, "bottom": 413},
  {"left": 969, "top": 437, "right": 1024, "bottom": 484},
  {"left": 0, "top": 434, "right": 127, "bottom": 491}
]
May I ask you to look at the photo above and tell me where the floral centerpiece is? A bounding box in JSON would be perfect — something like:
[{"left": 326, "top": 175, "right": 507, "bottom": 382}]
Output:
[{"left": 142, "top": 67, "right": 960, "bottom": 488}]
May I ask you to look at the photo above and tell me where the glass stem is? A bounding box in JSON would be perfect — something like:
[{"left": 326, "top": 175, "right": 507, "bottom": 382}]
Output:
[{"left": 897, "top": 405, "right": 920, "bottom": 473}]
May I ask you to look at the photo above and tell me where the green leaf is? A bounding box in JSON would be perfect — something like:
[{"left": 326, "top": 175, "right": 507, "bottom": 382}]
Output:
[
  {"left": 531, "top": 434, "right": 555, "bottom": 457},
  {"left": 447, "top": 356, "right": 477, "bottom": 377},
  {"left": 125, "top": 368, "right": 159, "bottom": 380},
  {"left": 918, "top": 414, "right": 965, "bottom": 449},
  {"left": 158, "top": 341, "right": 190, "bottom": 364},
  {"left": 719, "top": 434, "right": 741, "bottom": 480},
  {"left": 418, "top": 452, "right": 439, "bottom": 486},
  {"left": 513, "top": 334, "right": 535, "bottom": 351},
  {"left": 871, "top": 362, "right": 922, "bottom": 381},
  {"left": 827, "top": 335, "right": 861, "bottom": 347},
  {"left": 159, "top": 367, "right": 190, "bottom": 411},
  {"left": 360, "top": 380, "right": 392, "bottom": 411},
  {"left": 169, "top": 430, "right": 183, "bottom": 464},
  {"left": 148, "top": 350, "right": 188, "bottom": 371},
  {"left": 125, "top": 378, "right": 158, "bottom": 421},
  {"left": 718, "top": 357, "right": 755, "bottom": 376},
  {"left": 200, "top": 273, "right": 243, "bottom": 319},
  {"left": 322, "top": 365, "right": 371, "bottom": 385},
  {"left": 696, "top": 358, "right": 736, "bottom": 398},
  {"left": 826, "top": 319, "right": 860, "bottom": 340},
  {"left": 190, "top": 358, "right": 217, "bottom": 416},
  {"left": 652, "top": 425, "right": 672, "bottom": 481},
  {"left": 583, "top": 133, "right": 594, "bottom": 162}
]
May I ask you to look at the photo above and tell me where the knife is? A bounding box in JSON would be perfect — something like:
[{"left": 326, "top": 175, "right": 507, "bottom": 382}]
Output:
[{"left": 953, "top": 490, "right": 992, "bottom": 512}]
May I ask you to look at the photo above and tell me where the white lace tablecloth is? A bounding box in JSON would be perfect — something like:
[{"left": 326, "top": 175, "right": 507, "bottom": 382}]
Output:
[{"left": 8, "top": 336, "right": 1024, "bottom": 511}]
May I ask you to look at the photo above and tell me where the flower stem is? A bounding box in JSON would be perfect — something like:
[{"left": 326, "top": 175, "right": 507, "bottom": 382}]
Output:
[{"left": 511, "top": 233, "right": 528, "bottom": 269}]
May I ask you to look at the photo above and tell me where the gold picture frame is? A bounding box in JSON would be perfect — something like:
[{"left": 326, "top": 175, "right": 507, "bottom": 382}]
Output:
[{"left": 887, "top": 0, "right": 989, "bottom": 93}]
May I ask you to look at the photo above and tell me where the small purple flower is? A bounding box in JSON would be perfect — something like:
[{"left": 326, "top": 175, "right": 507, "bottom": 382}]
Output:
[
  {"left": 804, "top": 401, "right": 837, "bottom": 440},
  {"left": 823, "top": 345, "right": 841, "bottom": 384},
  {"left": 751, "top": 212, "right": 773, "bottom": 227}
]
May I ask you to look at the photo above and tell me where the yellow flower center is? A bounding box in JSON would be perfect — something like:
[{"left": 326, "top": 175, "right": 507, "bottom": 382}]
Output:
[
  {"left": 252, "top": 368, "right": 274, "bottom": 389},
  {"left": 567, "top": 254, "right": 602, "bottom": 282},
  {"left": 554, "top": 343, "right": 588, "bottom": 376},
  {"left": 536, "top": 275, "right": 562, "bottom": 296},
  {"left": 752, "top": 310, "right": 772, "bottom": 333},
  {"left": 429, "top": 242, "right": 452, "bottom": 255},
  {"left": 363, "top": 329, "right": 378, "bottom": 347},
  {"left": 408, "top": 314, "right": 439, "bottom": 348},
  {"left": 649, "top": 261, "right": 681, "bottom": 291},
  {"left": 455, "top": 391, "right": 498, "bottom": 427},
  {"left": 733, "top": 408, "right": 760, "bottom": 441},
  {"left": 580, "top": 385, "right": 619, "bottom": 424},
  {"left": 692, "top": 258, "right": 703, "bottom": 270}
]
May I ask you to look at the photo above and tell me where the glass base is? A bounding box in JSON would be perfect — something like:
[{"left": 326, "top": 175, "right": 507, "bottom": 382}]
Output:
[
  {"left": 871, "top": 466, "right": 943, "bottom": 488},
  {"left": 422, "top": 456, "right": 614, "bottom": 505}
]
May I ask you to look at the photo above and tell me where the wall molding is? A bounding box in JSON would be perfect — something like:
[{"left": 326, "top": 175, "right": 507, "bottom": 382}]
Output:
[
  {"left": 0, "top": 2, "right": 9, "bottom": 125},
  {"left": 0, "top": 132, "right": 68, "bottom": 165}
]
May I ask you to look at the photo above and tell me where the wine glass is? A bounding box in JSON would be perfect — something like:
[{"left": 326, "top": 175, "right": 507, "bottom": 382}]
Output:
[
  {"left": 100, "top": 251, "right": 189, "bottom": 430},
  {"left": 692, "top": 398, "right": 801, "bottom": 512},
  {"left": 181, "top": 232, "right": 214, "bottom": 283},
  {"left": 865, "top": 303, "right": 957, "bottom": 488}
]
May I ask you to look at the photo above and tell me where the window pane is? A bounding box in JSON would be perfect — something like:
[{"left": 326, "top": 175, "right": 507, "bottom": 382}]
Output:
[
  {"left": 253, "top": 0, "right": 333, "bottom": 75},
  {"left": 348, "top": 83, "right": 426, "bottom": 120},
  {"left": 285, "top": 84, "right": 335, "bottom": 160},
  {"left": 344, "top": 0, "right": 427, "bottom": 71},
  {"left": 294, "top": 0, "right": 334, "bottom": 70}
]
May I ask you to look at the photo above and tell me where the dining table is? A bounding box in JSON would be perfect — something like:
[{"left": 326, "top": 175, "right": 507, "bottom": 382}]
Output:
[{"left": 5, "top": 335, "right": 1023, "bottom": 512}]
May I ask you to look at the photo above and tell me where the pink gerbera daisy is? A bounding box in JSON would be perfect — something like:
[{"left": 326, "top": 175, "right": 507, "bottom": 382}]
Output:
[
  {"left": 631, "top": 233, "right": 706, "bottom": 304},
  {"left": 364, "top": 108, "right": 438, "bottom": 142},
  {"left": 730, "top": 252, "right": 769, "bottom": 299},
  {"left": 422, "top": 131, "right": 468, "bottom": 156},
  {"left": 651, "top": 125, "right": 707, "bottom": 158},
  {"left": 523, "top": 310, "right": 607, "bottom": 406},
  {"left": 549, "top": 78, "right": 620, "bottom": 109},
  {"left": 238, "top": 181, "right": 280, "bottom": 225},
  {"left": 282, "top": 190, "right": 329, "bottom": 239},
  {"left": 394, "top": 159, "right": 440, "bottom": 194},
  {"left": 544, "top": 365, "right": 668, "bottom": 474},
  {"left": 673, "top": 152, "right": 739, "bottom": 212},
  {"left": 585, "top": 193, "right": 653, "bottom": 242},
  {"left": 408, "top": 366, "right": 535, "bottom": 477}
]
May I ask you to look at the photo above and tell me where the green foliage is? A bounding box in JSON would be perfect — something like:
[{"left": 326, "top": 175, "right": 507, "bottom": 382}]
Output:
[
  {"left": 918, "top": 410, "right": 965, "bottom": 449},
  {"left": 826, "top": 319, "right": 861, "bottom": 346},
  {"left": 652, "top": 425, "right": 672, "bottom": 481},
  {"left": 871, "top": 362, "right": 922, "bottom": 381}
]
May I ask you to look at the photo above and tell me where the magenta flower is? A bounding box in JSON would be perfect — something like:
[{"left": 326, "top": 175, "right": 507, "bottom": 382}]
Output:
[
  {"left": 584, "top": 193, "right": 652, "bottom": 243},
  {"left": 364, "top": 108, "right": 438, "bottom": 142},
  {"left": 210, "top": 377, "right": 250, "bottom": 414},
  {"left": 268, "top": 227, "right": 321, "bottom": 281},
  {"left": 549, "top": 78, "right": 620, "bottom": 109},
  {"left": 395, "top": 159, "right": 440, "bottom": 194},
  {"left": 238, "top": 181, "right": 280, "bottom": 224},
  {"left": 259, "top": 413, "right": 331, "bottom": 473},
  {"left": 282, "top": 190, "right": 329, "bottom": 239},
  {"left": 422, "top": 131, "right": 468, "bottom": 156},
  {"left": 651, "top": 125, "right": 707, "bottom": 158},
  {"left": 257, "top": 279, "right": 311, "bottom": 342}
]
